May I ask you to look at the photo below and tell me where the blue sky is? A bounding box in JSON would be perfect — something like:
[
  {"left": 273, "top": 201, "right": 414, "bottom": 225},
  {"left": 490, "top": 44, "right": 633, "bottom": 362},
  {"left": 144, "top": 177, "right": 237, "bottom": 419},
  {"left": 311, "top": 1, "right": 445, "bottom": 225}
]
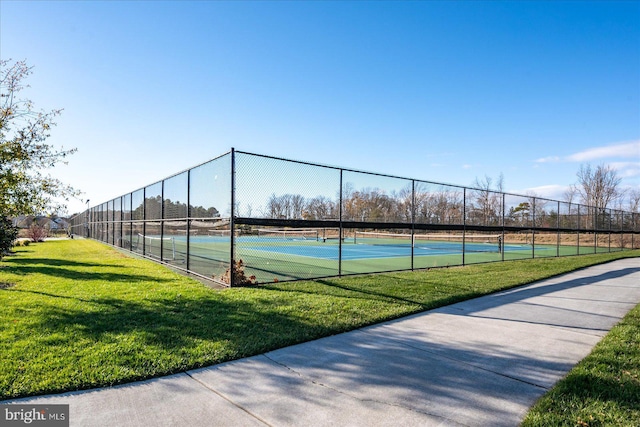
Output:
[{"left": 1, "top": 0, "right": 639, "bottom": 215}]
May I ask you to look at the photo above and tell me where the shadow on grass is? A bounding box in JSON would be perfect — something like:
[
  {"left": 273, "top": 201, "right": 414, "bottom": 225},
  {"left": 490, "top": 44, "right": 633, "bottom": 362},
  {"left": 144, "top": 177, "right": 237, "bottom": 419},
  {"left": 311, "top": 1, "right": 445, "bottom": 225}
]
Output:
[
  {"left": 11, "top": 289, "right": 106, "bottom": 303},
  {"left": 14, "top": 292, "right": 328, "bottom": 381},
  {"left": 263, "top": 276, "right": 496, "bottom": 312},
  {"left": 262, "top": 278, "right": 420, "bottom": 304},
  {"left": 4, "top": 259, "right": 640, "bottom": 405},
  {"left": 262, "top": 264, "right": 640, "bottom": 334},
  {"left": 308, "top": 279, "right": 444, "bottom": 307},
  {"left": 3, "top": 252, "right": 163, "bottom": 283},
  {"left": 549, "top": 371, "right": 640, "bottom": 412},
  {"left": 3, "top": 264, "right": 173, "bottom": 283},
  {"left": 4, "top": 257, "right": 120, "bottom": 268},
  {"left": 1, "top": 289, "right": 333, "bottom": 400}
]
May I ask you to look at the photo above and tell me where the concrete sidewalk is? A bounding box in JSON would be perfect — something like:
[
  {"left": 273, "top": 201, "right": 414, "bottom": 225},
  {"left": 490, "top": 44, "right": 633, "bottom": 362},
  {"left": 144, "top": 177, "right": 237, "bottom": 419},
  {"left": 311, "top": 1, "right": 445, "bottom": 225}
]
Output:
[{"left": 4, "top": 258, "right": 640, "bottom": 426}]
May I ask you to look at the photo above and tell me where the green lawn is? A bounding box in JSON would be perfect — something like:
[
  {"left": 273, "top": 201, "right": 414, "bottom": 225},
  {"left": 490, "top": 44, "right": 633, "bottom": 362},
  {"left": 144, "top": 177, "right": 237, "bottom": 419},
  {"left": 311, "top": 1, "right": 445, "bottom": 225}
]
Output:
[
  {"left": 0, "top": 239, "right": 638, "bottom": 406},
  {"left": 521, "top": 302, "right": 640, "bottom": 426}
]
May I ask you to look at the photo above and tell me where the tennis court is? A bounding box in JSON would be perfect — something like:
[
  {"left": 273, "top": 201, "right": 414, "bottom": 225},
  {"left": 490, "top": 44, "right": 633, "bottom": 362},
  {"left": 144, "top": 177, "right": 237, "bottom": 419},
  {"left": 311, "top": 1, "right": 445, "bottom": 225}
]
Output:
[
  {"left": 139, "top": 230, "right": 558, "bottom": 282},
  {"left": 74, "top": 149, "right": 638, "bottom": 286},
  {"left": 246, "top": 232, "right": 524, "bottom": 261},
  {"left": 140, "top": 229, "right": 556, "bottom": 283}
]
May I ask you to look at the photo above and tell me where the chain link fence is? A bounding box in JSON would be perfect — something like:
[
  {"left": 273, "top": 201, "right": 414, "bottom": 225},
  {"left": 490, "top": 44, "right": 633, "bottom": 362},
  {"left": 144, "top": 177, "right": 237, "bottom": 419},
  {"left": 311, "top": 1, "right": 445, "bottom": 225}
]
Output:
[{"left": 69, "top": 149, "right": 640, "bottom": 286}]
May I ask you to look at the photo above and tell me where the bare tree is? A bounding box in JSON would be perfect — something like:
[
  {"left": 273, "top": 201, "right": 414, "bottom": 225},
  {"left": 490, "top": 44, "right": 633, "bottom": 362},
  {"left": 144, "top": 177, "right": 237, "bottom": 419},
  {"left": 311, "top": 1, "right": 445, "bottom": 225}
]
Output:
[
  {"left": 563, "top": 185, "right": 579, "bottom": 205},
  {"left": 575, "top": 164, "right": 622, "bottom": 210},
  {"left": 290, "top": 194, "right": 306, "bottom": 219},
  {"left": 396, "top": 184, "right": 414, "bottom": 222},
  {"left": 266, "top": 194, "right": 285, "bottom": 218},
  {"left": 305, "top": 196, "right": 335, "bottom": 220},
  {"left": 627, "top": 188, "right": 640, "bottom": 213},
  {"left": 470, "top": 174, "right": 503, "bottom": 226}
]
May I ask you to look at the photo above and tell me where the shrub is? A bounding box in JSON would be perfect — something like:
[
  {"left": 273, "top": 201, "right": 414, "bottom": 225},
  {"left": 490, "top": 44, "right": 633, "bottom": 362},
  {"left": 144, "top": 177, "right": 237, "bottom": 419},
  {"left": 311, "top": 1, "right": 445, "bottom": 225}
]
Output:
[
  {"left": 27, "top": 224, "right": 47, "bottom": 242},
  {"left": 0, "top": 217, "right": 19, "bottom": 259},
  {"left": 220, "top": 259, "right": 258, "bottom": 286}
]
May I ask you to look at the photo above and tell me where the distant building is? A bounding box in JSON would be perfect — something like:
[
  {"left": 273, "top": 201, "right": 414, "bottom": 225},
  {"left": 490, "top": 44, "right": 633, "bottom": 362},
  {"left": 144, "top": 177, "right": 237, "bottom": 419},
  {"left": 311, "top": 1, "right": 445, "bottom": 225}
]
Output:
[{"left": 11, "top": 215, "right": 70, "bottom": 232}]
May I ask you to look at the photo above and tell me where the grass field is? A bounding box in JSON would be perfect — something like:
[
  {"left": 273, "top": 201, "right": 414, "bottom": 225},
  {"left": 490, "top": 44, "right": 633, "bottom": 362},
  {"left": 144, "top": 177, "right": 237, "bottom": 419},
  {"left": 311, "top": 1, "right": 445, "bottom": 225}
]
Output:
[
  {"left": 1, "top": 240, "right": 638, "bottom": 415},
  {"left": 522, "top": 302, "right": 640, "bottom": 426}
]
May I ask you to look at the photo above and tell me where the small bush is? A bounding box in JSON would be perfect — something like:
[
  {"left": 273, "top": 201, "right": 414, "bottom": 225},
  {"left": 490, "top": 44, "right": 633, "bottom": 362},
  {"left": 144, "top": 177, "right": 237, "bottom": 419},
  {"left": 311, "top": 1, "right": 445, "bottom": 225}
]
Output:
[
  {"left": 27, "top": 224, "right": 47, "bottom": 242},
  {"left": 220, "top": 259, "right": 258, "bottom": 286}
]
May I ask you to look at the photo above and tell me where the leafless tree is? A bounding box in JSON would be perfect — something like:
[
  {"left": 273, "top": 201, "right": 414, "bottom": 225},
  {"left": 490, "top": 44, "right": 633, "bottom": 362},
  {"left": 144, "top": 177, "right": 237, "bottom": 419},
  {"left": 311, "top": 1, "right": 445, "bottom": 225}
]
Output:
[
  {"left": 470, "top": 174, "right": 503, "bottom": 226},
  {"left": 305, "top": 196, "right": 336, "bottom": 220},
  {"left": 563, "top": 185, "right": 579, "bottom": 205},
  {"left": 627, "top": 188, "right": 640, "bottom": 213},
  {"left": 575, "top": 164, "right": 622, "bottom": 210}
]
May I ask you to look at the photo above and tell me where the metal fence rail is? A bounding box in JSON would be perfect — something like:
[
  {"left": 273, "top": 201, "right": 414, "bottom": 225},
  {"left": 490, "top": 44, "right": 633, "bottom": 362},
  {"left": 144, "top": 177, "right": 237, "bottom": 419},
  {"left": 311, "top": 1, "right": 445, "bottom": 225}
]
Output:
[{"left": 69, "top": 148, "right": 640, "bottom": 287}]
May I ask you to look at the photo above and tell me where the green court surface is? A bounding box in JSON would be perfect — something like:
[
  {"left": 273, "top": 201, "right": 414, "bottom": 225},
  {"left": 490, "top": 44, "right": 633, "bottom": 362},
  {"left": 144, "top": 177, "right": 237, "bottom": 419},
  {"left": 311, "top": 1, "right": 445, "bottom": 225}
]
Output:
[{"left": 137, "top": 233, "right": 619, "bottom": 284}]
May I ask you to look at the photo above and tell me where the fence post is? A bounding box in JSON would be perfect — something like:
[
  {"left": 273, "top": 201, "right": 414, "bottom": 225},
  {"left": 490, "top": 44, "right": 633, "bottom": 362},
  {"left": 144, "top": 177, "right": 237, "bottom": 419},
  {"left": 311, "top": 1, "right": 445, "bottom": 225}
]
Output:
[
  {"left": 85, "top": 208, "right": 90, "bottom": 238},
  {"left": 594, "top": 206, "right": 597, "bottom": 254},
  {"left": 532, "top": 197, "right": 536, "bottom": 259},
  {"left": 142, "top": 187, "right": 146, "bottom": 256},
  {"left": 411, "top": 180, "right": 415, "bottom": 270},
  {"left": 577, "top": 205, "right": 580, "bottom": 254},
  {"left": 186, "top": 170, "right": 191, "bottom": 272},
  {"left": 556, "top": 201, "right": 560, "bottom": 257},
  {"left": 339, "top": 169, "right": 343, "bottom": 277},
  {"left": 608, "top": 209, "right": 611, "bottom": 252},
  {"left": 633, "top": 213, "right": 636, "bottom": 249},
  {"left": 462, "top": 188, "right": 466, "bottom": 266},
  {"left": 501, "top": 193, "right": 505, "bottom": 261},
  {"left": 128, "top": 194, "right": 132, "bottom": 251},
  {"left": 230, "top": 148, "right": 236, "bottom": 287},
  {"left": 160, "top": 180, "right": 165, "bottom": 261}
]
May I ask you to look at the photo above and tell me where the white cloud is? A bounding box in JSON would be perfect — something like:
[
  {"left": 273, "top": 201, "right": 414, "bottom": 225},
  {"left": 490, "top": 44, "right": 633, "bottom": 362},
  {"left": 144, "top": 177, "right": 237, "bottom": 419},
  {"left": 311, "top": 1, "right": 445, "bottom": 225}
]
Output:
[
  {"left": 512, "top": 184, "right": 569, "bottom": 201},
  {"left": 609, "top": 161, "right": 640, "bottom": 178},
  {"left": 567, "top": 140, "right": 640, "bottom": 162},
  {"left": 462, "top": 164, "right": 472, "bottom": 169},
  {"left": 535, "top": 156, "right": 560, "bottom": 163}
]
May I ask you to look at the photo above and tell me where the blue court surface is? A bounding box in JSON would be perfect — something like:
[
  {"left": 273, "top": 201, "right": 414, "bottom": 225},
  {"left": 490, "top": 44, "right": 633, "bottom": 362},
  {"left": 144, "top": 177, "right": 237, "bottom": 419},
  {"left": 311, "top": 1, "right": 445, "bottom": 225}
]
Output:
[{"left": 245, "top": 241, "right": 532, "bottom": 260}]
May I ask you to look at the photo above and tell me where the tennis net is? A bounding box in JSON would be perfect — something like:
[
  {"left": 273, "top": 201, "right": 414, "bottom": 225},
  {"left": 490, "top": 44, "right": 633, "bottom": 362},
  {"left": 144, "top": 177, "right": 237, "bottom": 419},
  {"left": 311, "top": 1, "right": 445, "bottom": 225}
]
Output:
[
  {"left": 353, "top": 231, "right": 502, "bottom": 253},
  {"left": 136, "top": 233, "right": 176, "bottom": 259},
  {"left": 256, "top": 228, "right": 320, "bottom": 241},
  {"left": 208, "top": 229, "right": 233, "bottom": 237}
]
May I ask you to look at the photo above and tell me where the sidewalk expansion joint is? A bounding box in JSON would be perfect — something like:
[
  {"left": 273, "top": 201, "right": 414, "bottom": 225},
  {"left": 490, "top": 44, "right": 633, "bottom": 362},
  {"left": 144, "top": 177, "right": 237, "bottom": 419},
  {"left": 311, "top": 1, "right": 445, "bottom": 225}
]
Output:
[
  {"left": 184, "top": 371, "right": 273, "bottom": 427},
  {"left": 261, "top": 354, "right": 470, "bottom": 427}
]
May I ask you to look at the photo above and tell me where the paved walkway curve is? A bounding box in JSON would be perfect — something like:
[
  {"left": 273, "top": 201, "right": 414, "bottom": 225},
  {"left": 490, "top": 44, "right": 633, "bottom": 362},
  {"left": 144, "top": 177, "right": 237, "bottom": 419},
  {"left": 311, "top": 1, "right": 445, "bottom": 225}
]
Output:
[{"left": 4, "top": 258, "right": 640, "bottom": 426}]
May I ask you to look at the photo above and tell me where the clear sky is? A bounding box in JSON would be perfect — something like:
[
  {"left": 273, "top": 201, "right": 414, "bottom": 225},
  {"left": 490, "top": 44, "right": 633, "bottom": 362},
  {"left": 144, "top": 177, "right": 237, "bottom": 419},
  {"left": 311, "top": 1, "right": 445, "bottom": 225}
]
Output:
[{"left": 1, "top": 0, "right": 639, "bottom": 215}]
